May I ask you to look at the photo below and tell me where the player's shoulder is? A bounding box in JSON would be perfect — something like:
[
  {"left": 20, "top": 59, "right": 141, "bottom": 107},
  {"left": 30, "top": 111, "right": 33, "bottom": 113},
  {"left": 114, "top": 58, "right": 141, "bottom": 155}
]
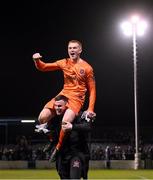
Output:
[
  {"left": 56, "top": 58, "right": 66, "bottom": 63},
  {"left": 56, "top": 58, "right": 68, "bottom": 66},
  {"left": 81, "top": 59, "right": 93, "bottom": 74},
  {"left": 81, "top": 59, "right": 93, "bottom": 68}
]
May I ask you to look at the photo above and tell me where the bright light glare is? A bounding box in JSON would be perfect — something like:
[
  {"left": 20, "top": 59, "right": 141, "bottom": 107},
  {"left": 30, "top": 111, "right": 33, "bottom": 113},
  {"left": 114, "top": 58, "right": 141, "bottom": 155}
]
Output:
[
  {"left": 131, "top": 15, "right": 139, "bottom": 23},
  {"left": 121, "top": 21, "right": 132, "bottom": 36},
  {"left": 136, "top": 21, "right": 147, "bottom": 36},
  {"left": 21, "top": 120, "right": 35, "bottom": 123},
  {"left": 121, "top": 15, "right": 147, "bottom": 36}
]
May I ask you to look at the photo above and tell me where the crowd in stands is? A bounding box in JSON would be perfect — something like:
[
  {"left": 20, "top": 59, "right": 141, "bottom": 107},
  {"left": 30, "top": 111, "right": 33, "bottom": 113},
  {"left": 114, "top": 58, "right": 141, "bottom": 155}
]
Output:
[
  {"left": 1, "top": 132, "right": 153, "bottom": 161},
  {"left": 90, "top": 143, "right": 153, "bottom": 160}
]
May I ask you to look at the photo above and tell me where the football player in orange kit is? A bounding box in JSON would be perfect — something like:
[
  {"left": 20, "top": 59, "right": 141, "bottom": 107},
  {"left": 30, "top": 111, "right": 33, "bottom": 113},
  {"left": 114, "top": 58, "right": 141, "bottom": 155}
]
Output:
[{"left": 32, "top": 40, "right": 96, "bottom": 161}]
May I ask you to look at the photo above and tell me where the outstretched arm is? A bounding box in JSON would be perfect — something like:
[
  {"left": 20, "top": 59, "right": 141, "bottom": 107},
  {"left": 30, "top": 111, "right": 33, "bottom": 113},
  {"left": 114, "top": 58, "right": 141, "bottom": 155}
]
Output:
[
  {"left": 32, "top": 53, "right": 60, "bottom": 71},
  {"left": 62, "top": 119, "right": 93, "bottom": 133}
]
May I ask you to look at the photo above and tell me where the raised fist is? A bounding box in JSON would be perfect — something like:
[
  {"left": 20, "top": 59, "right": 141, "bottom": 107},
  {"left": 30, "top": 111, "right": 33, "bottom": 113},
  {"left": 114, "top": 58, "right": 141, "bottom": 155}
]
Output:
[{"left": 32, "top": 53, "right": 42, "bottom": 60}]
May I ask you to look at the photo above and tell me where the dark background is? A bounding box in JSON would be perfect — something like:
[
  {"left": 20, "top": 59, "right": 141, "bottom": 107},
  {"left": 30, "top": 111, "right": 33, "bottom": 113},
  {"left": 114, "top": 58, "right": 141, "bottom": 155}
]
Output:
[{"left": 1, "top": 0, "right": 153, "bottom": 131}]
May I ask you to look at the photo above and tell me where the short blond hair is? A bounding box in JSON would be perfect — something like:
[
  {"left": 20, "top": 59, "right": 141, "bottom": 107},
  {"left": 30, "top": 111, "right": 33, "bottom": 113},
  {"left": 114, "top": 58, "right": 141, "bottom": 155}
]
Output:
[{"left": 68, "top": 40, "right": 82, "bottom": 49}]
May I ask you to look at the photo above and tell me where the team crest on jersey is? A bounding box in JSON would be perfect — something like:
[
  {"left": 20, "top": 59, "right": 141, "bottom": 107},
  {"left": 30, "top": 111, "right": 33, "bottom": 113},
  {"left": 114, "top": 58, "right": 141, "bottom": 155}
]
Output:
[
  {"left": 72, "top": 160, "right": 80, "bottom": 168},
  {"left": 79, "top": 68, "right": 85, "bottom": 76}
]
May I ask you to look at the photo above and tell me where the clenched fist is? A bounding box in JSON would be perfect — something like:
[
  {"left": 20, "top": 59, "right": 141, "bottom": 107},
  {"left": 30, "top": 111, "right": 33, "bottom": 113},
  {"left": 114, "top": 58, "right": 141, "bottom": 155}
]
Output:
[{"left": 32, "top": 53, "right": 42, "bottom": 60}]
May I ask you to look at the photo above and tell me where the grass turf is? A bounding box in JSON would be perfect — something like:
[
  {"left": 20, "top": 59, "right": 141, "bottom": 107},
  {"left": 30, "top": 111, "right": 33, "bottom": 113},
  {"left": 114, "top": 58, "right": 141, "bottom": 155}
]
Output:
[{"left": 0, "top": 169, "right": 153, "bottom": 179}]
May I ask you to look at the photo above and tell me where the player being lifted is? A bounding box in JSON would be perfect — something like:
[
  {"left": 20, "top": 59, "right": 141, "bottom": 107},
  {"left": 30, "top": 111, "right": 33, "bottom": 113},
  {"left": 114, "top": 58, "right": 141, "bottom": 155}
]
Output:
[{"left": 32, "top": 40, "right": 96, "bottom": 161}]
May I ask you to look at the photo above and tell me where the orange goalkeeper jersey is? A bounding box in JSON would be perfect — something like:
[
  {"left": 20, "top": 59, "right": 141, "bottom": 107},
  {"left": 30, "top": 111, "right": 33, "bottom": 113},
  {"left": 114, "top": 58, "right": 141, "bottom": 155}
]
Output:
[{"left": 34, "top": 58, "right": 96, "bottom": 112}]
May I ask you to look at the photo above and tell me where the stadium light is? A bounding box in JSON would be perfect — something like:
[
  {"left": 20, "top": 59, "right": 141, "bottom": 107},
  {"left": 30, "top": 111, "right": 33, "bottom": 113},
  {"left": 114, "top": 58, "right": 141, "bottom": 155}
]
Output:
[
  {"left": 21, "top": 120, "right": 36, "bottom": 123},
  {"left": 121, "top": 15, "right": 147, "bottom": 170}
]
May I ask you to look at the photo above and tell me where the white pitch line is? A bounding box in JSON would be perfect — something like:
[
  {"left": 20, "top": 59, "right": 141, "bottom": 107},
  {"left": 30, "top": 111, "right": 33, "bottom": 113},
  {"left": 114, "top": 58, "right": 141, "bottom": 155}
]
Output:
[{"left": 135, "top": 175, "right": 149, "bottom": 180}]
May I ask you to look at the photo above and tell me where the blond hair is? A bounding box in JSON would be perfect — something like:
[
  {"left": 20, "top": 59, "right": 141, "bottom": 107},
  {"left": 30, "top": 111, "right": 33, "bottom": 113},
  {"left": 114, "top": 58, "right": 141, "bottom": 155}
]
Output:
[{"left": 68, "top": 40, "right": 82, "bottom": 49}]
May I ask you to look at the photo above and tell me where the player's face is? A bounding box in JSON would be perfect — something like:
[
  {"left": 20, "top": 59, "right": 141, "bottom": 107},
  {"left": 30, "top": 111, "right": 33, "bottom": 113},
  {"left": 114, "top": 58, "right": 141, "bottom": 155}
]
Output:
[
  {"left": 54, "top": 100, "right": 67, "bottom": 115},
  {"left": 68, "top": 42, "right": 82, "bottom": 60}
]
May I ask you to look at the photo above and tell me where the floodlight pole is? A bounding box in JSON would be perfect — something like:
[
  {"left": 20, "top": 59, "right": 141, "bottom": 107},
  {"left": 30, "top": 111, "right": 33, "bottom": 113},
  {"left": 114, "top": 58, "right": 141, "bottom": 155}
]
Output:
[
  {"left": 132, "top": 23, "right": 140, "bottom": 170},
  {"left": 121, "top": 15, "right": 147, "bottom": 169}
]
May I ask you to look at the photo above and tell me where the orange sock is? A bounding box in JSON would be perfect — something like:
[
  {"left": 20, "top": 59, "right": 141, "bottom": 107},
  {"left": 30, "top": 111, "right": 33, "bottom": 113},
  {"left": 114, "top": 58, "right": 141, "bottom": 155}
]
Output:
[{"left": 56, "top": 129, "right": 66, "bottom": 150}]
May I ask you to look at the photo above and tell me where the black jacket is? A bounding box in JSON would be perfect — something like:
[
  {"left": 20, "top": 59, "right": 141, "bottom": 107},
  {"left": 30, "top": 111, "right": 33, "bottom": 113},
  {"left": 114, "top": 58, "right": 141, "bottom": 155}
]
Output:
[{"left": 55, "top": 112, "right": 93, "bottom": 179}]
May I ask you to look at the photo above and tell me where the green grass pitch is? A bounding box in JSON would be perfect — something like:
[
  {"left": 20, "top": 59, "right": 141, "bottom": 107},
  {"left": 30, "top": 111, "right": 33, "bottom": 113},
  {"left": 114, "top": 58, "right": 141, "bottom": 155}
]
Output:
[{"left": 0, "top": 169, "right": 153, "bottom": 179}]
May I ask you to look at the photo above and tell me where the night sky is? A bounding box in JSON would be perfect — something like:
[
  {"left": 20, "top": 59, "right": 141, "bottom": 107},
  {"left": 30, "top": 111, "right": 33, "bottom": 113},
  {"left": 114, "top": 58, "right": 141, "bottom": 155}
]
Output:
[{"left": 1, "top": 0, "right": 153, "bottom": 129}]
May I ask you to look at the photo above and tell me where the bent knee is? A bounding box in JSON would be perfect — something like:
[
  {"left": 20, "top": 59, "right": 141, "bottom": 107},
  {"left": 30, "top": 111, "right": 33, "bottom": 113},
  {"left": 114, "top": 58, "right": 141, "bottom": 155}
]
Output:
[
  {"left": 62, "top": 109, "right": 76, "bottom": 123},
  {"left": 38, "top": 108, "right": 54, "bottom": 124}
]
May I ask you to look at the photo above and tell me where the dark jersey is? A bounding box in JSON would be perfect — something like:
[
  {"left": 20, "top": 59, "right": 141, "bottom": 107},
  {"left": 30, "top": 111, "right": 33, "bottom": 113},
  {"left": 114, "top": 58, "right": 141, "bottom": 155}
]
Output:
[{"left": 55, "top": 113, "right": 92, "bottom": 179}]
